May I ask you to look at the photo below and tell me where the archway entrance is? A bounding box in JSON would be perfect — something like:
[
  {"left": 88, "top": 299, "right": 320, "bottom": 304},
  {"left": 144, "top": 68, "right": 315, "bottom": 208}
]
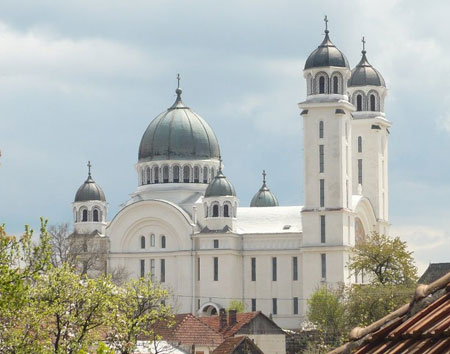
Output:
[{"left": 198, "top": 302, "right": 221, "bottom": 317}]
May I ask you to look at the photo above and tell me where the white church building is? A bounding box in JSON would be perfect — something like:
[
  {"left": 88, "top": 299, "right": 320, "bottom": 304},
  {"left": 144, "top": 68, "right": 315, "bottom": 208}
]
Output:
[{"left": 71, "top": 21, "right": 390, "bottom": 329}]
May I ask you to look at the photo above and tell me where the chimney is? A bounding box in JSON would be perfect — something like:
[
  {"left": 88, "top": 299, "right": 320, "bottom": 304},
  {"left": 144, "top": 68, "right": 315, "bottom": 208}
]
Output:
[
  {"left": 229, "top": 309, "right": 237, "bottom": 326},
  {"left": 219, "top": 308, "right": 227, "bottom": 329}
]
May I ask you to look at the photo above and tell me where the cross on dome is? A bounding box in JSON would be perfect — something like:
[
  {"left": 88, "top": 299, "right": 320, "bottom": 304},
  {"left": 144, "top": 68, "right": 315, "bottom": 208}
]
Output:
[
  {"left": 262, "top": 170, "right": 266, "bottom": 184},
  {"left": 177, "top": 73, "right": 181, "bottom": 89},
  {"left": 324, "top": 15, "right": 329, "bottom": 33},
  {"left": 87, "top": 160, "right": 92, "bottom": 177},
  {"left": 362, "top": 36, "right": 366, "bottom": 53}
]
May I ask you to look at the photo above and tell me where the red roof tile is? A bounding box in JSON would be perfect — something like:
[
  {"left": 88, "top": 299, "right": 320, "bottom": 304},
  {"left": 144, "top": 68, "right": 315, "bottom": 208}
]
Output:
[
  {"left": 199, "top": 312, "right": 262, "bottom": 337},
  {"left": 212, "top": 336, "right": 264, "bottom": 354}
]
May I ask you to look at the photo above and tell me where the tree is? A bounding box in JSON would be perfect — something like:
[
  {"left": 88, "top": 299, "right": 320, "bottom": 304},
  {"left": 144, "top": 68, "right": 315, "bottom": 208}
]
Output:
[{"left": 227, "top": 300, "right": 245, "bottom": 313}]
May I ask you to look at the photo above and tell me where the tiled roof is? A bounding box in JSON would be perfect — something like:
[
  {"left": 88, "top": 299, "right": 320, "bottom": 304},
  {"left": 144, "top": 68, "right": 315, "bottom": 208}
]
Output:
[
  {"left": 212, "top": 336, "right": 263, "bottom": 354},
  {"left": 418, "top": 263, "right": 450, "bottom": 285},
  {"left": 199, "top": 312, "right": 261, "bottom": 337},
  {"left": 329, "top": 272, "right": 450, "bottom": 353}
]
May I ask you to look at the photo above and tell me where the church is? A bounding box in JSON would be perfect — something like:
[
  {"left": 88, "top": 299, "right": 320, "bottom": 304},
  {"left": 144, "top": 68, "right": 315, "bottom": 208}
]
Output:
[{"left": 71, "top": 20, "right": 391, "bottom": 329}]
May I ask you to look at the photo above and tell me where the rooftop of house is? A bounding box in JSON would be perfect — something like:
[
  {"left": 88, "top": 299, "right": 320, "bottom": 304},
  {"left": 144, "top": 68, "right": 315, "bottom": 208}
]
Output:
[{"left": 212, "top": 336, "right": 264, "bottom": 354}]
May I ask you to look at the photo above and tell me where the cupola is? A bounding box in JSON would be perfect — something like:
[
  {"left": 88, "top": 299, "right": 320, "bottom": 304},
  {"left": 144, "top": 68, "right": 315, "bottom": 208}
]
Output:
[{"left": 250, "top": 170, "right": 279, "bottom": 207}]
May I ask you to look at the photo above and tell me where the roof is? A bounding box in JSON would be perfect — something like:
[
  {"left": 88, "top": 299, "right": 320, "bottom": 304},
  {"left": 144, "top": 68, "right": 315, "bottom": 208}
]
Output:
[
  {"left": 418, "top": 263, "right": 450, "bottom": 285},
  {"left": 329, "top": 272, "right": 450, "bottom": 353},
  {"left": 304, "top": 31, "right": 349, "bottom": 70},
  {"left": 74, "top": 174, "right": 106, "bottom": 202},
  {"left": 250, "top": 176, "right": 279, "bottom": 207},
  {"left": 212, "top": 336, "right": 264, "bottom": 354},
  {"left": 348, "top": 50, "right": 385, "bottom": 87},
  {"left": 236, "top": 206, "right": 302, "bottom": 234},
  {"left": 138, "top": 88, "right": 220, "bottom": 162},
  {"left": 205, "top": 169, "right": 236, "bottom": 197},
  {"left": 150, "top": 314, "right": 224, "bottom": 346}
]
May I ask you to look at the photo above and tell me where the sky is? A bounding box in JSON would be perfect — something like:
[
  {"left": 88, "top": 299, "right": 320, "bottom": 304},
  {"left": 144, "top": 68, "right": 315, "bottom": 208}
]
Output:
[{"left": 0, "top": 0, "right": 449, "bottom": 275}]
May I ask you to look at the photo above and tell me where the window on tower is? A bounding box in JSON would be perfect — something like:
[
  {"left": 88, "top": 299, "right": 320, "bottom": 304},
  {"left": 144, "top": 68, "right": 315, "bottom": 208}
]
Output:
[
  {"left": 319, "top": 145, "right": 324, "bottom": 173},
  {"left": 333, "top": 76, "right": 339, "bottom": 94},
  {"left": 319, "top": 76, "right": 325, "bottom": 94},
  {"left": 154, "top": 166, "right": 159, "bottom": 184},
  {"left": 320, "top": 179, "right": 325, "bottom": 208},
  {"left": 212, "top": 204, "right": 219, "bottom": 217},
  {"left": 224, "top": 204, "right": 230, "bottom": 217},
  {"left": 320, "top": 215, "right": 326, "bottom": 243},
  {"left": 358, "top": 159, "right": 363, "bottom": 184},
  {"left": 183, "top": 165, "right": 190, "bottom": 183},
  {"left": 146, "top": 167, "right": 151, "bottom": 184},
  {"left": 370, "top": 94, "right": 376, "bottom": 111},
  {"left": 194, "top": 166, "right": 200, "bottom": 183},
  {"left": 141, "top": 236, "right": 146, "bottom": 249},
  {"left": 319, "top": 121, "right": 324, "bottom": 138},
  {"left": 358, "top": 136, "right": 362, "bottom": 153},
  {"left": 173, "top": 165, "right": 180, "bottom": 183},
  {"left": 203, "top": 166, "right": 208, "bottom": 183},
  {"left": 163, "top": 165, "right": 169, "bottom": 183},
  {"left": 82, "top": 209, "right": 88, "bottom": 222},
  {"left": 357, "top": 94, "right": 362, "bottom": 111},
  {"left": 93, "top": 209, "right": 99, "bottom": 222}
]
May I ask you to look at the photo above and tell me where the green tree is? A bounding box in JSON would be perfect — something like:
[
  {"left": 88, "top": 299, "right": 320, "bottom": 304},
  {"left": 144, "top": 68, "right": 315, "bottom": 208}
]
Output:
[{"left": 227, "top": 300, "right": 245, "bottom": 313}]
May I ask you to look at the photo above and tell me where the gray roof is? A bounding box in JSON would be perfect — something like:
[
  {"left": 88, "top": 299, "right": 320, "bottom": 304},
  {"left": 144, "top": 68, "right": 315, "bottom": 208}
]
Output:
[
  {"left": 138, "top": 88, "right": 221, "bottom": 162},
  {"left": 304, "top": 31, "right": 349, "bottom": 70},
  {"left": 348, "top": 51, "right": 385, "bottom": 87},
  {"left": 250, "top": 181, "right": 279, "bottom": 207},
  {"left": 418, "top": 263, "right": 450, "bottom": 285},
  {"left": 74, "top": 174, "right": 106, "bottom": 202},
  {"left": 204, "top": 169, "right": 236, "bottom": 197}
]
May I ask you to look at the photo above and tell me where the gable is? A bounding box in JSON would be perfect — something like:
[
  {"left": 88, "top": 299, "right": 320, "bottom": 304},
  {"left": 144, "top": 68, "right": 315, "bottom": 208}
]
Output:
[{"left": 236, "top": 314, "right": 284, "bottom": 335}]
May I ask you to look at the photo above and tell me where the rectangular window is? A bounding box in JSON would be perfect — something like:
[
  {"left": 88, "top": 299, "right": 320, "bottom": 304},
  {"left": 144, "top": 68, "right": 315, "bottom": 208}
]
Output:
[
  {"left": 293, "top": 256, "right": 298, "bottom": 281},
  {"left": 319, "top": 121, "right": 324, "bottom": 139},
  {"left": 293, "top": 297, "right": 299, "bottom": 315},
  {"left": 197, "top": 299, "right": 201, "bottom": 310},
  {"left": 272, "top": 298, "right": 277, "bottom": 315},
  {"left": 358, "top": 136, "right": 362, "bottom": 153},
  {"left": 213, "top": 239, "right": 219, "bottom": 249},
  {"left": 320, "top": 179, "right": 325, "bottom": 207},
  {"left": 319, "top": 145, "right": 324, "bottom": 173},
  {"left": 213, "top": 257, "right": 218, "bottom": 281},
  {"left": 251, "top": 298, "right": 256, "bottom": 312},
  {"left": 251, "top": 257, "right": 256, "bottom": 281},
  {"left": 197, "top": 257, "right": 200, "bottom": 281},
  {"left": 358, "top": 159, "right": 363, "bottom": 184},
  {"left": 150, "top": 259, "right": 155, "bottom": 282},
  {"left": 272, "top": 257, "right": 277, "bottom": 281},
  {"left": 140, "top": 259, "right": 145, "bottom": 278},
  {"left": 321, "top": 253, "right": 326, "bottom": 279},
  {"left": 160, "top": 259, "right": 165, "bottom": 283},
  {"left": 320, "top": 215, "right": 326, "bottom": 243}
]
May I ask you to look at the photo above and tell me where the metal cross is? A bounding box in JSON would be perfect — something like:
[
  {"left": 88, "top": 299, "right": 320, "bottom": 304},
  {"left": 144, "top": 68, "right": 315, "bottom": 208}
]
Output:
[
  {"left": 324, "top": 15, "right": 328, "bottom": 32},
  {"left": 262, "top": 170, "right": 266, "bottom": 184},
  {"left": 177, "top": 73, "right": 181, "bottom": 89},
  {"left": 87, "top": 161, "right": 92, "bottom": 176},
  {"left": 219, "top": 155, "right": 223, "bottom": 171},
  {"left": 362, "top": 36, "right": 366, "bottom": 52}
]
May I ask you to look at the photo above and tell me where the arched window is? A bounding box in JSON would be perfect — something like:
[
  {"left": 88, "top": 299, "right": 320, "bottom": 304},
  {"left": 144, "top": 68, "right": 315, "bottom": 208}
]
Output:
[
  {"left": 141, "top": 236, "right": 146, "bottom": 249},
  {"left": 183, "top": 165, "right": 190, "bottom": 183},
  {"left": 163, "top": 165, "right": 169, "bottom": 183},
  {"left": 194, "top": 166, "right": 200, "bottom": 183},
  {"left": 358, "top": 136, "right": 362, "bottom": 153},
  {"left": 333, "top": 76, "right": 339, "bottom": 94},
  {"left": 370, "top": 94, "right": 376, "bottom": 111},
  {"left": 319, "top": 121, "right": 324, "bottom": 138},
  {"left": 161, "top": 235, "right": 166, "bottom": 249},
  {"left": 356, "top": 94, "right": 362, "bottom": 111},
  {"left": 212, "top": 204, "right": 219, "bottom": 217},
  {"left": 203, "top": 167, "right": 208, "bottom": 183},
  {"left": 93, "top": 209, "right": 99, "bottom": 222},
  {"left": 173, "top": 165, "right": 180, "bottom": 183},
  {"left": 319, "top": 76, "right": 325, "bottom": 94},
  {"left": 141, "top": 169, "right": 145, "bottom": 185},
  {"left": 154, "top": 166, "right": 159, "bottom": 183},
  {"left": 224, "top": 204, "right": 230, "bottom": 217},
  {"left": 146, "top": 167, "right": 151, "bottom": 184},
  {"left": 82, "top": 209, "right": 88, "bottom": 222},
  {"left": 150, "top": 234, "right": 155, "bottom": 247}
]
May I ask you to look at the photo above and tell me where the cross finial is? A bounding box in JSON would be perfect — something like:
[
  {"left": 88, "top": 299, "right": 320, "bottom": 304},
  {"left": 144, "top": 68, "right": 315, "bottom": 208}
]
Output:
[
  {"left": 262, "top": 170, "right": 266, "bottom": 184},
  {"left": 324, "top": 15, "right": 329, "bottom": 33},
  {"left": 218, "top": 155, "right": 223, "bottom": 172},
  {"left": 177, "top": 73, "right": 181, "bottom": 89},
  {"left": 87, "top": 161, "right": 92, "bottom": 177},
  {"left": 362, "top": 36, "right": 366, "bottom": 53}
]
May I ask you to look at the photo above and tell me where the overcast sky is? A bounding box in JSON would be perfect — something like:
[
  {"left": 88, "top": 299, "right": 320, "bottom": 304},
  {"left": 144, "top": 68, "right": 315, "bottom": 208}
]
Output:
[{"left": 1, "top": 0, "right": 449, "bottom": 274}]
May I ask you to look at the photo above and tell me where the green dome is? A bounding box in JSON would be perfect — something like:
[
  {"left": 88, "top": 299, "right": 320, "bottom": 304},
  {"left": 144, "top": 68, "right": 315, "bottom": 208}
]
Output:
[
  {"left": 205, "top": 168, "right": 236, "bottom": 197},
  {"left": 75, "top": 175, "right": 105, "bottom": 202},
  {"left": 138, "top": 88, "right": 221, "bottom": 162},
  {"left": 250, "top": 171, "right": 279, "bottom": 207}
]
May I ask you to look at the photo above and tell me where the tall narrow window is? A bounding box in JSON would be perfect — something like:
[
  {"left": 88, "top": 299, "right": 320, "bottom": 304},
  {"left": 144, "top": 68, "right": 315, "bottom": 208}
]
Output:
[
  {"left": 213, "top": 239, "right": 219, "bottom": 249},
  {"left": 293, "top": 256, "right": 298, "bottom": 281},
  {"left": 203, "top": 166, "right": 208, "bottom": 183},
  {"left": 251, "top": 299, "right": 256, "bottom": 312},
  {"left": 212, "top": 205, "right": 219, "bottom": 217},
  {"left": 160, "top": 259, "right": 165, "bottom": 283},
  {"left": 173, "top": 165, "right": 180, "bottom": 183},
  {"left": 319, "top": 76, "right": 325, "bottom": 94},
  {"left": 154, "top": 166, "right": 159, "bottom": 184},
  {"left": 194, "top": 166, "right": 200, "bottom": 183},
  {"left": 320, "top": 179, "right": 325, "bottom": 208},
  {"left": 150, "top": 234, "right": 155, "bottom": 247},
  {"left": 319, "top": 121, "right": 324, "bottom": 139},
  {"left": 141, "top": 169, "right": 145, "bottom": 185},
  {"left": 161, "top": 235, "right": 166, "bottom": 249},
  {"left": 319, "top": 145, "right": 324, "bottom": 173},
  {"left": 197, "top": 257, "right": 201, "bottom": 281},
  {"left": 333, "top": 76, "right": 339, "bottom": 94},
  {"left": 183, "top": 166, "right": 190, "bottom": 183},
  {"left": 358, "top": 136, "right": 362, "bottom": 153},
  {"left": 272, "top": 298, "right": 278, "bottom": 315},
  {"left": 321, "top": 254, "right": 326, "bottom": 279},
  {"left": 141, "top": 236, "right": 146, "bottom": 249},
  {"left": 293, "top": 297, "right": 299, "bottom": 315},
  {"left": 150, "top": 259, "right": 155, "bottom": 282},
  {"left": 251, "top": 257, "right": 256, "bottom": 281},
  {"left": 140, "top": 259, "right": 145, "bottom": 278},
  {"left": 82, "top": 209, "right": 88, "bottom": 222},
  {"left": 163, "top": 166, "right": 169, "bottom": 183},
  {"left": 357, "top": 94, "right": 362, "bottom": 111},
  {"left": 272, "top": 257, "right": 277, "bottom": 281},
  {"left": 93, "top": 209, "right": 99, "bottom": 222},
  {"left": 224, "top": 204, "right": 229, "bottom": 217},
  {"left": 358, "top": 159, "right": 363, "bottom": 185},
  {"left": 213, "top": 257, "right": 218, "bottom": 281},
  {"left": 146, "top": 167, "right": 151, "bottom": 184},
  {"left": 320, "top": 215, "right": 326, "bottom": 243},
  {"left": 370, "top": 94, "right": 376, "bottom": 111}
]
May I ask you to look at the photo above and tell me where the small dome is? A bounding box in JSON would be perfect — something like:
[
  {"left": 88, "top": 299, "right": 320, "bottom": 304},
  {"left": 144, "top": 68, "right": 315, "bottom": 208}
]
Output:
[
  {"left": 348, "top": 50, "right": 385, "bottom": 87},
  {"left": 74, "top": 164, "right": 106, "bottom": 202},
  {"left": 205, "top": 167, "right": 236, "bottom": 198},
  {"left": 138, "top": 88, "right": 221, "bottom": 162},
  {"left": 250, "top": 171, "right": 279, "bottom": 207},
  {"left": 304, "top": 30, "right": 349, "bottom": 70}
]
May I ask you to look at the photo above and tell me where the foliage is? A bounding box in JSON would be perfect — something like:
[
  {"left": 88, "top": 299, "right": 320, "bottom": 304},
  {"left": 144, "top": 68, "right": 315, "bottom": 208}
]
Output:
[
  {"left": 349, "top": 232, "right": 418, "bottom": 286},
  {"left": 227, "top": 300, "right": 245, "bottom": 313}
]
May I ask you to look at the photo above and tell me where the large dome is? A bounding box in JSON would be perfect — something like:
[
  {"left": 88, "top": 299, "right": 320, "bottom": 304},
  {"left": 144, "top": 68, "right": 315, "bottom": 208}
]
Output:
[
  {"left": 348, "top": 50, "right": 385, "bottom": 87},
  {"left": 138, "top": 88, "right": 221, "bottom": 162},
  {"left": 304, "top": 31, "right": 349, "bottom": 70}
]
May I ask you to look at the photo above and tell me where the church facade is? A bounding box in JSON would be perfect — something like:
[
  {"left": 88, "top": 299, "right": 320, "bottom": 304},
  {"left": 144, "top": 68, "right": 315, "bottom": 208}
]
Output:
[{"left": 71, "top": 22, "right": 390, "bottom": 329}]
